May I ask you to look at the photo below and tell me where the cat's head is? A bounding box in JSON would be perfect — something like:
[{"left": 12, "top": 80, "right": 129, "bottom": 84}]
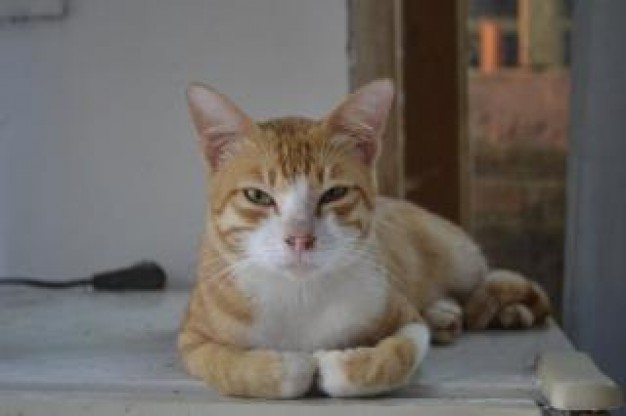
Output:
[{"left": 187, "top": 80, "right": 393, "bottom": 278}]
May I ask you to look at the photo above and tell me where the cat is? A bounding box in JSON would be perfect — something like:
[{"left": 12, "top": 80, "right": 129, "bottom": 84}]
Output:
[{"left": 177, "top": 79, "right": 551, "bottom": 399}]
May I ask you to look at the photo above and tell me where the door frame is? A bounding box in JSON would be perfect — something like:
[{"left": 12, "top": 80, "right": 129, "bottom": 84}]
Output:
[{"left": 348, "top": 0, "right": 470, "bottom": 227}]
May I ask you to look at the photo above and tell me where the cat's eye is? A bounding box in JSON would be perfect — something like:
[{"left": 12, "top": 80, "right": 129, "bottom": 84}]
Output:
[
  {"left": 319, "top": 186, "right": 349, "bottom": 205},
  {"left": 243, "top": 188, "right": 275, "bottom": 206}
]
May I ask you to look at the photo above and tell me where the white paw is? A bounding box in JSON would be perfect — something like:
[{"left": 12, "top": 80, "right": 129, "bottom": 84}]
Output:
[
  {"left": 315, "top": 324, "right": 429, "bottom": 398},
  {"left": 315, "top": 349, "right": 387, "bottom": 397},
  {"left": 278, "top": 352, "right": 317, "bottom": 398},
  {"left": 397, "top": 322, "right": 430, "bottom": 369}
]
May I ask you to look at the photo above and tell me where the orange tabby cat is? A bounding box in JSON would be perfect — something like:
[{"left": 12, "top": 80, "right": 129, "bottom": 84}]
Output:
[{"left": 178, "top": 79, "right": 551, "bottom": 398}]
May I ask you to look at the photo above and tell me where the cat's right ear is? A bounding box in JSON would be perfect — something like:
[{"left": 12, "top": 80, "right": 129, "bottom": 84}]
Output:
[{"left": 186, "top": 83, "right": 257, "bottom": 170}]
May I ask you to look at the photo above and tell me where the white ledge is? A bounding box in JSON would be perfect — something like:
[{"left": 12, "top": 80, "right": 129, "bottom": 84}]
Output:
[{"left": 0, "top": 288, "right": 619, "bottom": 414}]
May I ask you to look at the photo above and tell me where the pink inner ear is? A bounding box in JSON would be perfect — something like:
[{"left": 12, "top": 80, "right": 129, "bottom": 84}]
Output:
[
  {"left": 326, "top": 79, "right": 394, "bottom": 166},
  {"left": 186, "top": 83, "right": 256, "bottom": 170},
  {"left": 329, "top": 117, "right": 379, "bottom": 165},
  {"left": 204, "top": 131, "right": 239, "bottom": 169},
  {"left": 356, "top": 138, "right": 378, "bottom": 165}
]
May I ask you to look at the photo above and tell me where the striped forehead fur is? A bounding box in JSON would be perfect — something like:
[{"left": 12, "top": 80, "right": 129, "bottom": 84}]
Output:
[{"left": 256, "top": 117, "right": 327, "bottom": 177}]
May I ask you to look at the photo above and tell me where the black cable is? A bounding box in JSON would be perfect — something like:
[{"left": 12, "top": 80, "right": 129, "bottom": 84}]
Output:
[
  {"left": 0, "top": 278, "right": 90, "bottom": 288},
  {"left": 0, "top": 261, "right": 167, "bottom": 291}
]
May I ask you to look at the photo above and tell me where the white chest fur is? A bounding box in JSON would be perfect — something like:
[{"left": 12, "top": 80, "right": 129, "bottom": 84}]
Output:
[{"left": 235, "top": 261, "right": 388, "bottom": 352}]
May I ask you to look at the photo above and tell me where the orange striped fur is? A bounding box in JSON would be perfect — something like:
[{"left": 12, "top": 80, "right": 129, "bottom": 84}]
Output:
[{"left": 178, "top": 80, "right": 551, "bottom": 398}]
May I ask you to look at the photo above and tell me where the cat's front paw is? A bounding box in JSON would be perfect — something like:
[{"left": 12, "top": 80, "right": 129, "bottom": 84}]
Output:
[
  {"left": 316, "top": 348, "right": 399, "bottom": 397},
  {"left": 277, "top": 352, "right": 317, "bottom": 398},
  {"left": 315, "top": 323, "right": 429, "bottom": 397}
]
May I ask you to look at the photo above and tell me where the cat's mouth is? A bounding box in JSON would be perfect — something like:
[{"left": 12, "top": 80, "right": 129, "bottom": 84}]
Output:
[
  {"left": 284, "top": 253, "right": 319, "bottom": 275},
  {"left": 286, "top": 262, "right": 317, "bottom": 274}
]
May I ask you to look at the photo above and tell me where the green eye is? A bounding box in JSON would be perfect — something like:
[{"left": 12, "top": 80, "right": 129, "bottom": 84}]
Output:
[
  {"left": 243, "top": 188, "right": 275, "bottom": 206},
  {"left": 320, "top": 186, "right": 349, "bottom": 205}
]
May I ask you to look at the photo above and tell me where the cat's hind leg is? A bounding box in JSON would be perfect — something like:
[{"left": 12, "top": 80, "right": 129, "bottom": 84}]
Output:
[
  {"left": 423, "top": 298, "right": 463, "bottom": 344},
  {"left": 464, "top": 269, "right": 551, "bottom": 330}
]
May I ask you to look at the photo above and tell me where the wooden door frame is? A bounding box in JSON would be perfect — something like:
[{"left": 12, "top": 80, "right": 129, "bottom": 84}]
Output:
[
  {"left": 347, "top": 0, "right": 405, "bottom": 199},
  {"left": 348, "top": 0, "right": 470, "bottom": 227}
]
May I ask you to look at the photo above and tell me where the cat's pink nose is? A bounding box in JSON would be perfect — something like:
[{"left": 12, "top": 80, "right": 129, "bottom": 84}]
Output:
[{"left": 285, "top": 234, "right": 316, "bottom": 252}]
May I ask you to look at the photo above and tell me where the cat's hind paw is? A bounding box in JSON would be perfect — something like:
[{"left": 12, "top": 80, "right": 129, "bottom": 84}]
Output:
[
  {"left": 497, "top": 303, "right": 535, "bottom": 328},
  {"left": 424, "top": 298, "right": 463, "bottom": 344},
  {"left": 464, "top": 269, "right": 551, "bottom": 330}
]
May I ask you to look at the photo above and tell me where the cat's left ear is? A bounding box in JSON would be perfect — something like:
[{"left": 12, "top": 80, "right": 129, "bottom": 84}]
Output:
[
  {"left": 186, "top": 83, "right": 258, "bottom": 170},
  {"left": 325, "top": 79, "right": 395, "bottom": 166}
]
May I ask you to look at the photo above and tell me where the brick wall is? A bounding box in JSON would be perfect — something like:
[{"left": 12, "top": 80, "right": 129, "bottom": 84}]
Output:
[
  {"left": 469, "top": 69, "right": 569, "bottom": 315},
  {"left": 470, "top": 70, "right": 569, "bottom": 148}
]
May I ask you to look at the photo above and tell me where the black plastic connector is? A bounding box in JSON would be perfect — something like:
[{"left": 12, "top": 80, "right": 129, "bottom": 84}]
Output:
[{"left": 91, "top": 261, "right": 167, "bottom": 291}]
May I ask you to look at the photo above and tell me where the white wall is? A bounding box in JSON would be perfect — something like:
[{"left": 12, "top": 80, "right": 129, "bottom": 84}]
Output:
[
  {"left": 564, "top": 0, "right": 626, "bottom": 396},
  {"left": 0, "top": 0, "right": 348, "bottom": 284}
]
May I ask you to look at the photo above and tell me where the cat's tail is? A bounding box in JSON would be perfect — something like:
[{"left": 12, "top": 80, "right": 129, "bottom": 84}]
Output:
[{"left": 463, "top": 269, "right": 551, "bottom": 330}]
